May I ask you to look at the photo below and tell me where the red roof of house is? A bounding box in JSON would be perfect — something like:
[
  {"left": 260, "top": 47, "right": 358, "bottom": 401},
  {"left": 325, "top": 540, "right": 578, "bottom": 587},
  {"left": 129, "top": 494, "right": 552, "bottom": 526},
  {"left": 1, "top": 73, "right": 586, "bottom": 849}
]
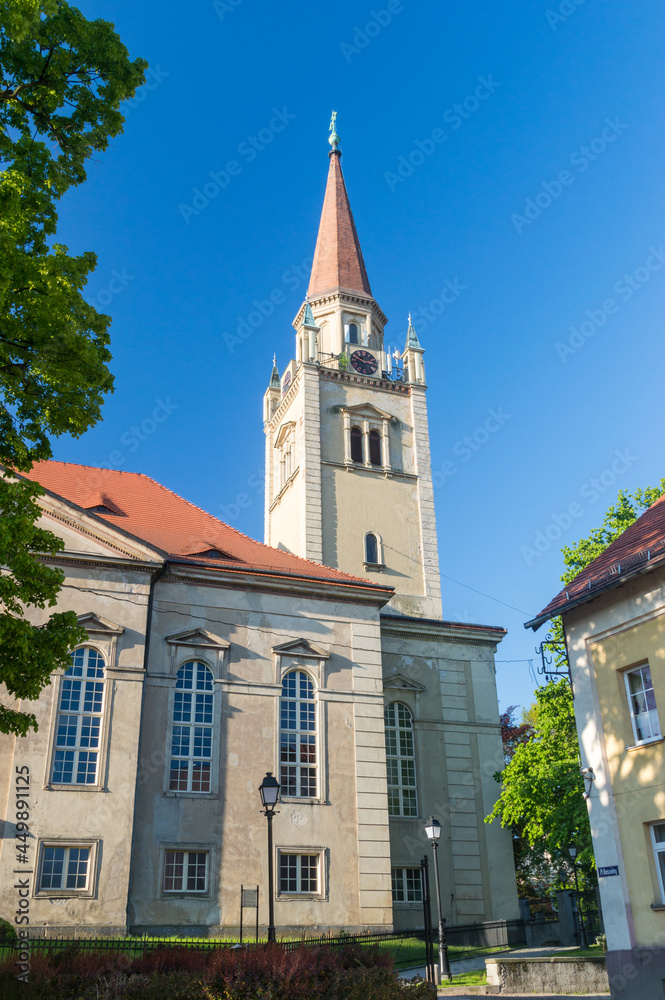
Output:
[
  {"left": 308, "top": 150, "right": 372, "bottom": 299},
  {"left": 26, "top": 460, "right": 393, "bottom": 595},
  {"left": 526, "top": 494, "right": 665, "bottom": 629}
]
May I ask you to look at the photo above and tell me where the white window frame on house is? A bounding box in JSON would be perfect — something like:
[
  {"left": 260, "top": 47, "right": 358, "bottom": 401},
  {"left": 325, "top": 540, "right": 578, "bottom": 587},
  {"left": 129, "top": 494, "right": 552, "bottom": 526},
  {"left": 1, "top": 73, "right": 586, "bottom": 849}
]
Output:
[
  {"left": 48, "top": 646, "right": 107, "bottom": 790},
  {"left": 364, "top": 531, "right": 384, "bottom": 569},
  {"left": 279, "top": 668, "right": 318, "bottom": 799},
  {"left": 341, "top": 406, "right": 391, "bottom": 472},
  {"left": 651, "top": 823, "right": 665, "bottom": 903},
  {"left": 274, "top": 420, "right": 297, "bottom": 493},
  {"left": 158, "top": 843, "right": 215, "bottom": 899},
  {"left": 384, "top": 702, "right": 418, "bottom": 818},
  {"left": 45, "top": 615, "right": 124, "bottom": 793},
  {"left": 35, "top": 839, "right": 99, "bottom": 897},
  {"left": 391, "top": 866, "right": 423, "bottom": 904},
  {"left": 277, "top": 848, "right": 326, "bottom": 898},
  {"left": 624, "top": 663, "right": 662, "bottom": 746},
  {"left": 166, "top": 660, "right": 217, "bottom": 796},
  {"left": 272, "top": 641, "right": 330, "bottom": 805}
]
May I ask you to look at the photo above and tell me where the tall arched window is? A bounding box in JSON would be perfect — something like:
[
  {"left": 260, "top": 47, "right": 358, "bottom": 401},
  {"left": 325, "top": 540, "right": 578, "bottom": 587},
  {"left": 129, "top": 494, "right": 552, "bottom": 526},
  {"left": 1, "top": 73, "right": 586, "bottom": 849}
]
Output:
[
  {"left": 52, "top": 647, "right": 105, "bottom": 785},
  {"left": 368, "top": 429, "right": 382, "bottom": 466},
  {"left": 350, "top": 426, "right": 363, "bottom": 463},
  {"left": 280, "top": 669, "right": 317, "bottom": 797},
  {"left": 365, "top": 532, "right": 379, "bottom": 564},
  {"left": 384, "top": 702, "right": 417, "bottom": 817},
  {"left": 348, "top": 323, "right": 359, "bottom": 344},
  {"left": 169, "top": 661, "right": 214, "bottom": 793}
]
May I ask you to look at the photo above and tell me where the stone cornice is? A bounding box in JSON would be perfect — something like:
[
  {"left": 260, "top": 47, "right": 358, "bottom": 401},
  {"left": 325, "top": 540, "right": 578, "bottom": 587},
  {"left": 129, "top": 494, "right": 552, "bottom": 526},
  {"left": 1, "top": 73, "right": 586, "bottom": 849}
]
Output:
[
  {"left": 36, "top": 551, "right": 162, "bottom": 575},
  {"left": 319, "top": 369, "right": 412, "bottom": 394},
  {"left": 161, "top": 564, "right": 392, "bottom": 608},
  {"left": 293, "top": 289, "right": 388, "bottom": 330},
  {"left": 380, "top": 614, "right": 505, "bottom": 647}
]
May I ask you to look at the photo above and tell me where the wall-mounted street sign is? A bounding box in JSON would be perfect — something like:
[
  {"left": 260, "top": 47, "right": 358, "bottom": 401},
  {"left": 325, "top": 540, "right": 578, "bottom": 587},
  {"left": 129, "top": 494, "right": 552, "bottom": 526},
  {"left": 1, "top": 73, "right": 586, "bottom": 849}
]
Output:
[{"left": 598, "top": 865, "right": 620, "bottom": 877}]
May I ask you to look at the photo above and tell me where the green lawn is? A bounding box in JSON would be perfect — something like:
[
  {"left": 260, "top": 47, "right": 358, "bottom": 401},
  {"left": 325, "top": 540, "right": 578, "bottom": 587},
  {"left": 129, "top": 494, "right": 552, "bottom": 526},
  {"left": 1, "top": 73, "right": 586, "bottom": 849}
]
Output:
[
  {"left": 438, "top": 969, "right": 487, "bottom": 988},
  {"left": 555, "top": 945, "right": 606, "bottom": 958}
]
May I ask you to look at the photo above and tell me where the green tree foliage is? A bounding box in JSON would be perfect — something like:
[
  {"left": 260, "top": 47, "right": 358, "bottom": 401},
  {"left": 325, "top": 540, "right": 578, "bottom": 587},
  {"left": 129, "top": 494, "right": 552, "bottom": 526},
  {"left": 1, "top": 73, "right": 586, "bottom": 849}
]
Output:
[
  {"left": 488, "top": 481, "right": 665, "bottom": 890},
  {"left": 0, "top": 1, "right": 145, "bottom": 736},
  {"left": 488, "top": 679, "right": 591, "bottom": 867}
]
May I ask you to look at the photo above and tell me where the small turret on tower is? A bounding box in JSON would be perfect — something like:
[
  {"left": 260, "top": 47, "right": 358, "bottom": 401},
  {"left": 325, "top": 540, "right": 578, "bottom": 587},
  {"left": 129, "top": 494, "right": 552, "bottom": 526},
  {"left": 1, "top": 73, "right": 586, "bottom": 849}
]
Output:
[
  {"left": 263, "top": 355, "right": 281, "bottom": 424},
  {"left": 295, "top": 294, "right": 320, "bottom": 363},
  {"left": 402, "top": 313, "right": 426, "bottom": 384}
]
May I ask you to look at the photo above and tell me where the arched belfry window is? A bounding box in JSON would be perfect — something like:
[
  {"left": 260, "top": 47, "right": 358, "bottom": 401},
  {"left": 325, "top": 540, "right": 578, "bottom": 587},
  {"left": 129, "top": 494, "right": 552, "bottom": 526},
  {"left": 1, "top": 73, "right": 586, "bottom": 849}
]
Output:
[
  {"left": 365, "top": 532, "right": 383, "bottom": 566},
  {"left": 350, "top": 426, "right": 363, "bottom": 463},
  {"left": 52, "top": 647, "right": 105, "bottom": 785},
  {"left": 368, "top": 429, "right": 382, "bottom": 466},
  {"left": 280, "top": 669, "right": 317, "bottom": 797},
  {"left": 169, "top": 661, "right": 214, "bottom": 793},
  {"left": 384, "top": 702, "right": 418, "bottom": 817},
  {"left": 348, "top": 323, "right": 359, "bottom": 344}
]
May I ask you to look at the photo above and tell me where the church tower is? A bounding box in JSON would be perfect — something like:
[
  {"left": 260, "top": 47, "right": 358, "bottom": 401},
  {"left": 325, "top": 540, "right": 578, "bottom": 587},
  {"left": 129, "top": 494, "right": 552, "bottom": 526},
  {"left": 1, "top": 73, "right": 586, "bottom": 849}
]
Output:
[{"left": 264, "top": 117, "right": 442, "bottom": 619}]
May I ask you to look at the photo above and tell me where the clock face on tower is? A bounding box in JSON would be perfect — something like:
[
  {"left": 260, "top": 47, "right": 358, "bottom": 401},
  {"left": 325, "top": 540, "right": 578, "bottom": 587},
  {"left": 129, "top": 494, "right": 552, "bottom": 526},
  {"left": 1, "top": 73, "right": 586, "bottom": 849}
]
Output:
[{"left": 350, "top": 350, "right": 378, "bottom": 375}]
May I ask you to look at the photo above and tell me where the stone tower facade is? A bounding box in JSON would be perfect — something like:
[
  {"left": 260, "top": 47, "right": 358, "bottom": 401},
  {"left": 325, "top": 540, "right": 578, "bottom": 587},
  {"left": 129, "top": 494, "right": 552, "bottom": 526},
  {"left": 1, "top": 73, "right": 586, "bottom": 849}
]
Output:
[{"left": 263, "top": 138, "right": 441, "bottom": 619}]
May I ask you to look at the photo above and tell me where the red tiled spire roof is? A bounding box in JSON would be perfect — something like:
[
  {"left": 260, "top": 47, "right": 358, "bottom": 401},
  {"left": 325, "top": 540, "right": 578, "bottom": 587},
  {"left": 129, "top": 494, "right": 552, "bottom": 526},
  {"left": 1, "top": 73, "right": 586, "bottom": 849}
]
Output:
[
  {"left": 308, "top": 151, "right": 372, "bottom": 299},
  {"left": 25, "top": 460, "right": 393, "bottom": 596},
  {"left": 526, "top": 493, "right": 665, "bottom": 629}
]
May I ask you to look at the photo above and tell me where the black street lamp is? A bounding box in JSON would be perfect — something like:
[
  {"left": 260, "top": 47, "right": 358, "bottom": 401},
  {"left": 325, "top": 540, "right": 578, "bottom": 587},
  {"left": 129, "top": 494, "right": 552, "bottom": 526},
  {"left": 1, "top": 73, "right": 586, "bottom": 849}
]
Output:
[
  {"left": 567, "top": 844, "right": 589, "bottom": 949},
  {"left": 425, "top": 816, "right": 452, "bottom": 982},
  {"left": 259, "top": 771, "right": 280, "bottom": 943}
]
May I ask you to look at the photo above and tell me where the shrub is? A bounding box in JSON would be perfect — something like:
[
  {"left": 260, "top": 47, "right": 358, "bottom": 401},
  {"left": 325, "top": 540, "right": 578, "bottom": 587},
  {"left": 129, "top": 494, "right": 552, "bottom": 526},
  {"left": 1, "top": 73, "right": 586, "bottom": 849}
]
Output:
[{"left": 0, "top": 942, "right": 432, "bottom": 1000}]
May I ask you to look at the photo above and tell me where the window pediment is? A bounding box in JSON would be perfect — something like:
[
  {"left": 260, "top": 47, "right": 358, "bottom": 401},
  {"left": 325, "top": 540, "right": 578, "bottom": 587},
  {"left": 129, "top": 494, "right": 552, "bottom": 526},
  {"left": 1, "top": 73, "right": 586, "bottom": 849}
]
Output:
[
  {"left": 383, "top": 673, "right": 425, "bottom": 693},
  {"left": 272, "top": 638, "right": 330, "bottom": 660},
  {"left": 76, "top": 613, "right": 124, "bottom": 636},
  {"left": 275, "top": 420, "right": 296, "bottom": 449},
  {"left": 341, "top": 403, "right": 391, "bottom": 421},
  {"left": 166, "top": 628, "right": 230, "bottom": 650}
]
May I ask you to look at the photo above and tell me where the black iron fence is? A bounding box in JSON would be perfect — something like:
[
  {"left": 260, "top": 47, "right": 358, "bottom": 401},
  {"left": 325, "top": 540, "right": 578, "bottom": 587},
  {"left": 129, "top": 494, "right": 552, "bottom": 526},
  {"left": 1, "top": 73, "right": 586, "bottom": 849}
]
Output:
[
  {"left": 0, "top": 918, "right": 526, "bottom": 969},
  {"left": 572, "top": 888, "right": 603, "bottom": 945}
]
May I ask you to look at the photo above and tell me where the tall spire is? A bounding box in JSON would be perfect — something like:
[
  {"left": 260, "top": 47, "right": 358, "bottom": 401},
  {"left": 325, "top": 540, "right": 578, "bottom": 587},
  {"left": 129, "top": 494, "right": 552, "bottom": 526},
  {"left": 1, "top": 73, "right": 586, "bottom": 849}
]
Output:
[{"left": 307, "top": 113, "right": 372, "bottom": 299}]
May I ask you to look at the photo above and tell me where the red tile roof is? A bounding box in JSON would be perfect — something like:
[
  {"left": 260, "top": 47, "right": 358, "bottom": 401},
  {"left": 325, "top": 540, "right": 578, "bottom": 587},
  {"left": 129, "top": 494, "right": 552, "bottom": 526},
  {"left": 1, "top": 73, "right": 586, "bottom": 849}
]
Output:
[
  {"left": 308, "top": 151, "right": 372, "bottom": 299},
  {"left": 26, "top": 460, "right": 393, "bottom": 595},
  {"left": 526, "top": 494, "right": 665, "bottom": 629}
]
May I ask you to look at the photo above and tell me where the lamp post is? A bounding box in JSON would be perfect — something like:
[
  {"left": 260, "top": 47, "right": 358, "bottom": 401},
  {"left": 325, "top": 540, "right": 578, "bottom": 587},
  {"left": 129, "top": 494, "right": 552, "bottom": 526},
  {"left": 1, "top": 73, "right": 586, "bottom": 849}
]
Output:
[
  {"left": 568, "top": 844, "right": 588, "bottom": 948},
  {"left": 425, "top": 816, "right": 452, "bottom": 982},
  {"left": 259, "top": 771, "right": 280, "bottom": 943}
]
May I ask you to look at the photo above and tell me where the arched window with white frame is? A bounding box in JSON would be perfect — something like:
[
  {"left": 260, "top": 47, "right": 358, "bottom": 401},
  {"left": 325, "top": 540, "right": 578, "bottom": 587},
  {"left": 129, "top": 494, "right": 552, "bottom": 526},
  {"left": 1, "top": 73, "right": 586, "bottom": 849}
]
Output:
[
  {"left": 364, "top": 531, "right": 383, "bottom": 566},
  {"left": 52, "top": 647, "right": 105, "bottom": 785},
  {"left": 384, "top": 702, "right": 418, "bottom": 817},
  {"left": 280, "top": 669, "right": 317, "bottom": 798},
  {"left": 169, "top": 661, "right": 214, "bottom": 793}
]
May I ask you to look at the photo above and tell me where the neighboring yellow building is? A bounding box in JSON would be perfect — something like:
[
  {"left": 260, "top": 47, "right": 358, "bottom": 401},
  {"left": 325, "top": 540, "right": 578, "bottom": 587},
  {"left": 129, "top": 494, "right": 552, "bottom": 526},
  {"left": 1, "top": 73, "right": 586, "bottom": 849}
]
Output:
[{"left": 527, "top": 495, "right": 665, "bottom": 1000}]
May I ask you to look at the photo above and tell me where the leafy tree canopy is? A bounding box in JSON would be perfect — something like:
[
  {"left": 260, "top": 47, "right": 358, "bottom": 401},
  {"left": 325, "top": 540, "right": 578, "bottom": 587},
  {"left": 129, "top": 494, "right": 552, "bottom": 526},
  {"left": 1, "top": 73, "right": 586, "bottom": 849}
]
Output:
[
  {"left": 488, "top": 679, "right": 591, "bottom": 864},
  {"left": 0, "top": 1, "right": 145, "bottom": 736}
]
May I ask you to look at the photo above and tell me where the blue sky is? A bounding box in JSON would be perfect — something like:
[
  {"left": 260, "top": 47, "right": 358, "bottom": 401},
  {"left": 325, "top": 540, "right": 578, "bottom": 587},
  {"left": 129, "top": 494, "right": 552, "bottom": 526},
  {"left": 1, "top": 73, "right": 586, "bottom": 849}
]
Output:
[{"left": 52, "top": 0, "right": 665, "bottom": 713}]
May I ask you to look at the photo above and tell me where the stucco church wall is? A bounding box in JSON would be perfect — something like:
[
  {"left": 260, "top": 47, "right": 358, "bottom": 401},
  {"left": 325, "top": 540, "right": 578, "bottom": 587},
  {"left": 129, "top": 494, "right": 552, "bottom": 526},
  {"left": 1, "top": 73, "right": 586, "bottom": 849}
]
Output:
[
  {"left": 381, "top": 632, "right": 518, "bottom": 927},
  {"left": 0, "top": 562, "right": 151, "bottom": 935},
  {"left": 128, "top": 577, "right": 392, "bottom": 933}
]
